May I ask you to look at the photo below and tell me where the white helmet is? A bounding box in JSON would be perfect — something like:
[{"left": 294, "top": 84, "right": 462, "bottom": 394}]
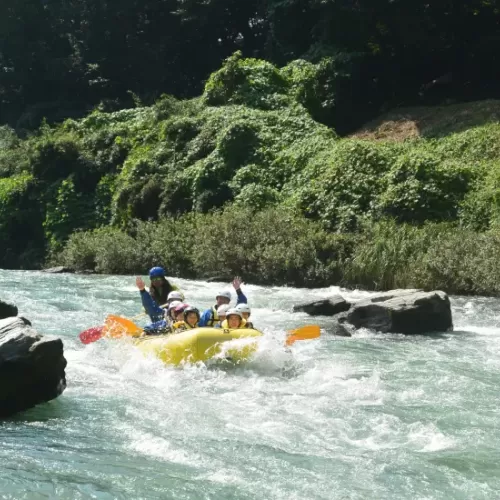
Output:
[
  {"left": 167, "top": 291, "right": 184, "bottom": 302},
  {"left": 235, "top": 303, "right": 251, "bottom": 315},
  {"left": 216, "top": 290, "right": 232, "bottom": 301},
  {"left": 217, "top": 304, "right": 231, "bottom": 317},
  {"left": 167, "top": 300, "right": 182, "bottom": 312},
  {"left": 226, "top": 309, "right": 243, "bottom": 320}
]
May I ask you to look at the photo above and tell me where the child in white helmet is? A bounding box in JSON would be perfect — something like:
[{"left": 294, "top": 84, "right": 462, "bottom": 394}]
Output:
[
  {"left": 221, "top": 309, "right": 247, "bottom": 329},
  {"left": 213, "top": 304, "right": 230, "bottom": 328},
  {"left": 167, "top": 291, "right": 184, "bottom": 304},
  {"left": 235, "top": 303, "right": 254, "bottom": 329},
  {"left": 198, "top": 277, "right": 248, "bottom": 327}
]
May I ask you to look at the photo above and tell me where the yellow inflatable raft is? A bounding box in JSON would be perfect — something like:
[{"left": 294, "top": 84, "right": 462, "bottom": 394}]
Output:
[{"left": 134, "top": 328, "right": 263, "bottom": 366}]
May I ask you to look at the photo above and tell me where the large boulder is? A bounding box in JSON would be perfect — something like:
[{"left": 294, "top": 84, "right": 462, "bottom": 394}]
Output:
[
  {"left": 293, "top": 295, "right": 351, "bottom": 316},
  {"left": 0, "top": 300, "right": 18, "bottom": 320},
  {"left": 0, "top": 316, "right": 67, "bottom": 417},
  {"left": 342, "top": 290, "right": 453, "bottom": 334}
]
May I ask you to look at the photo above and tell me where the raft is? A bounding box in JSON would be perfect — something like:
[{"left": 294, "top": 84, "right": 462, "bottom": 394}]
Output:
[{"left": 134, "top": 327, "right": 263, "bottom": 366}]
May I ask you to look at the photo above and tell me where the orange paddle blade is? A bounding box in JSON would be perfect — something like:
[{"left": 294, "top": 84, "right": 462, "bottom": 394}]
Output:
[
  {"left": 286, "top": 325, "right": 321, "bottom": 346},
  {"left": 102, "top": 315, "right": 143, "bottom": 339}
]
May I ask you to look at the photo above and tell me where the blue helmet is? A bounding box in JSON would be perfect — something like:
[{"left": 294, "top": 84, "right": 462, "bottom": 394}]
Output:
[{"left": 149, "top": 266, "right": 166, "bottom": 279}]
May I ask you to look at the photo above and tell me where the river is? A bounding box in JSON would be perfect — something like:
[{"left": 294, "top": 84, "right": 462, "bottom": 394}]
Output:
[{"left": 1, "top": 270, "right": 499, "bottom": 499}]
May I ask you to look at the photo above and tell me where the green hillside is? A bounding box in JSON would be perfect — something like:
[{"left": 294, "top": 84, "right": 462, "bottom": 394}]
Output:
[{"left": 1, "top": 54, "right": 500, "bottom": 294}]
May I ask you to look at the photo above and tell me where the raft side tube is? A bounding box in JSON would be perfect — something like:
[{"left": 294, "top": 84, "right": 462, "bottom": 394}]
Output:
[
  {"left": 135, "top": 327, "right": 263, "bottom": 365},
  {"left": 196, "top": 328, "right": 262, "bottom": 362}
]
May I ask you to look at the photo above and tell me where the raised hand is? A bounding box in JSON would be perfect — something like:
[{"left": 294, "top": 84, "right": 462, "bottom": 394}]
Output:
[
  {"left": 232, "top": 276, "right": 244, "bottom": 290},
  {"left": 136, "top": 276, "right": 146, "bottom": 291}
]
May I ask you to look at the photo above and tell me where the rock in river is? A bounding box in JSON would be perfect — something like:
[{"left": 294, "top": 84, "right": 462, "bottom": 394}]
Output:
[
  {"left": 0, "top": 300, "right": 18, "bottom": 320},
  {"left": 292, "top": 295, "right": 351, "bottom": 316},
  {"left": 0, "top": 316, "right": 67, "bottom": 418},
  {"left": 343, "top": 290, "right": 453, "bottom": 334}
]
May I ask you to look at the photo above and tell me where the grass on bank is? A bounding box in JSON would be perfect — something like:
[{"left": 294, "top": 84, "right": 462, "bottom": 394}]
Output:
[{"left": 56, "top": 206, "right": 500, "bottom": 296}]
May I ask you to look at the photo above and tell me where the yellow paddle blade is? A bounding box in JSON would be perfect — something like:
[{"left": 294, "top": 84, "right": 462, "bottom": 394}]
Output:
[
  {"left": 286, "top": 325, "right": 321, "bottom": 346},
  {"left": 102, "top": 315, "right": 143, "bottom": 339}
]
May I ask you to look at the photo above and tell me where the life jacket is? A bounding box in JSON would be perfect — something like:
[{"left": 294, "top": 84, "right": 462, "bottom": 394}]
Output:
[
  {"left": 244, "top": 321, "right": 254, "bottom": 329},
  {"left": 205, "top": 306, "right": 220, "bottom": 327},
  {"left": 149, "top": 278, "right": 175, "bottom": 306},
  {"left": 172, "top": 320, "right": 198, "bottom": 333},
  {"left": 221, "top": 318, "right": 247, "bottom": 330}
]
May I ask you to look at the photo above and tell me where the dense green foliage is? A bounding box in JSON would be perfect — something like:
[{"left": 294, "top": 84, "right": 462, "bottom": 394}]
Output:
[
  {"left": 2, "top": 45, "right": 500, "bottom": 295},
  {"left": 1, "top": 0, "right": 499, "bottom": 133}
]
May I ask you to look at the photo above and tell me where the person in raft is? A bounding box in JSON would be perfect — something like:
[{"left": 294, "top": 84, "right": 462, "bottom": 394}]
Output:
[
  {"left": 172, "top": 306, "right": 200, "bottom": 333},
  {"left": 136, "top": 275, "right": 183, "bottom": 322},
  {"left": 235, "top": 303, "right": 254, "bottom": 329},
  {"left": 213, "top": 304, "right": 230, "bottom": 328},
  {"left": 198, "top": 277, "right": 248, "bottom": 327},
  {"left": 140, "top": 301, "right": 188, "bottom": 336},
  {"left": 221, "top": 309, "right": 247, "bottom": 329},
  {"left": 148, "top": 266, "right": 178, "bottom": 308},
  {"left": 136, "top": 273, "right": 184, "bottom": 334},
  {"left": 166, "top": 300, "right": 182, "bottom": 327}
]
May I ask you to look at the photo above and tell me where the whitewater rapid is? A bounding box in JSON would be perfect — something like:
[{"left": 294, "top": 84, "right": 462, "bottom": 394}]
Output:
[{"left": 1, "top": 270, "right": 499, "bottom": 499}]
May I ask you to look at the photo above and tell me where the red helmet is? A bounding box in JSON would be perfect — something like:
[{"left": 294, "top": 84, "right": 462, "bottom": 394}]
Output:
[{"left": 174, "top": 303, "right": 189, "bottom": 314}]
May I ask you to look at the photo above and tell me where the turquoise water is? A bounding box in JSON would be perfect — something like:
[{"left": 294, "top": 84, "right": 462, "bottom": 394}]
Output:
[{"left": 1, "top": 270, "right": 499, "bottom": 499}]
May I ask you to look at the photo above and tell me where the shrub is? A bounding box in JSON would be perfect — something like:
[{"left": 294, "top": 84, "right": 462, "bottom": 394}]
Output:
[
  {"left": 377, "top": 151, "right": 474, "bottom": 223},
  {"left": 43, "top": 177, "right": 99, "bottom": 252},
  {"left": 59, "top": 227, "right": 142, "bottom": 274},
  {"left": 133, "top": 217, "right": 198, "bottom": 278},
  {"left": 31, "top": 136, "right": 82, "bottom": 182},
  {"left": 459, "top": 162, "right": 500, "bottom": 230},
  {"left": 345, "top": 219, "right": 500, "bottom": 295},
  {"left": 203, "top": 52, "right": 289, "bottom": 109},
  {"left": 191, "top": 206, "right": 340, "bottom": 286},
  {"left": 345, "top": 219, "right": 441, "bottom": 290},
  {"left": 58, "top": 231, "right": 99, "bottom": 271},
  {"left": 0, "top": 174, "right": 45, "bottom": 268},
  {"left": 295, "top": 140, "right": 393, "bottom": 231},
  {"left": 413, "top": 228, "right": 500, "bottom": 295},
  {"left": 58, "top": 206, "right": 351, "bottom": 286}
]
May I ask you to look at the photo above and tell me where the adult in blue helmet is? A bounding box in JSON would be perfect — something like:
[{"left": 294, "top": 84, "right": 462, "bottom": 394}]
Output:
[
  {"left": 135, "top": 267, "right": 176, "bottom": 324},
  {"left": 148, "top": 266, "right": 175, "bottom": 307}
]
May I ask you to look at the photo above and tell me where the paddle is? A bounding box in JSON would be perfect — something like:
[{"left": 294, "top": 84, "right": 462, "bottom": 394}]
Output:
[
  {"left": 80, "top": 317, "right": 320, "bottom": 346},
  {"left": 285, "top": 325, "right": 321, "bottom": 346},
  {"left": 78, "top": 314, "right": 145, "bottom": 344},
  {"left": 103, "top": 315, "right": 143, "bottom": 338},
  {"left": 79, "top": 326, "right": 104, "bottom": 345},
  {"left": 78, "top": 316, "right": 141, "bottom": 344},
  {"left": 78, "top": 303, "right": 170, "bottom": 344}
]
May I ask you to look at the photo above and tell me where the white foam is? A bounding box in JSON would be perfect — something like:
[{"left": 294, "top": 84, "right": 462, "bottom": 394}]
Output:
[{"left": 407, "top": 423, "right": 456, "bottom": 452}]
